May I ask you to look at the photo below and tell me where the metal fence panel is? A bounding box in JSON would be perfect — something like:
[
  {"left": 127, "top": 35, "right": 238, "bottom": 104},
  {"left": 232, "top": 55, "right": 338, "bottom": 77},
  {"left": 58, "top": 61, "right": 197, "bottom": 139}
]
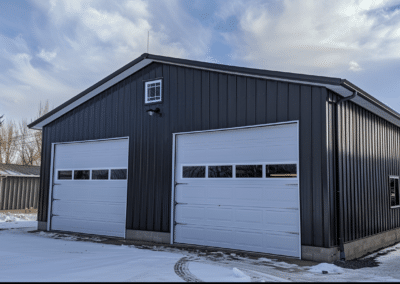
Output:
[{"left": 0, "top": 177, "right": 40, "bottom": 211}]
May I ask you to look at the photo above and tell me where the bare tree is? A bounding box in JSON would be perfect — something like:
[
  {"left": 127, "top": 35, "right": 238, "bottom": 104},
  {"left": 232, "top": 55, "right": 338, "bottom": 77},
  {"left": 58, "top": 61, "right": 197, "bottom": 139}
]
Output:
[
  {"left": 16, "top": 119, "right": 37, "bottom": 165},
  {"left": 0, "top": 120, "right": 17, "bottom": 164},
  {"left": 15, "top": 101, "right": 50, "bottom": 166},
  {"left": 0, "top": 115, "right": 3, "bottom": 127},
  {"left": 32, "top": 101, "right": 50, "bottom": 165}
]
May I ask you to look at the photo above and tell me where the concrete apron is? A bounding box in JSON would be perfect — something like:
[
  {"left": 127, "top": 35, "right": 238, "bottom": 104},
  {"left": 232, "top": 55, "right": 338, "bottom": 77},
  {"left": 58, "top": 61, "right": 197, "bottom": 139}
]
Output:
[
  {"left": 36, "top": 222, "right": 400, "bottom": 263},
  {"left": 34, "top": 225, "right": 317, "bottom": 267}
]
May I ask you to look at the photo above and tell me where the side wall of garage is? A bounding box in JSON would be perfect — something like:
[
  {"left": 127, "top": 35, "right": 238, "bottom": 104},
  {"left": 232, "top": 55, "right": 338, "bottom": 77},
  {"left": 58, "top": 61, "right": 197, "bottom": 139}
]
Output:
[
  {"left": 327, "top": 91, "right": 400, "bottom": 245},
  {"left": 38, "top": 62, "right": 332, "bottom": 247}
]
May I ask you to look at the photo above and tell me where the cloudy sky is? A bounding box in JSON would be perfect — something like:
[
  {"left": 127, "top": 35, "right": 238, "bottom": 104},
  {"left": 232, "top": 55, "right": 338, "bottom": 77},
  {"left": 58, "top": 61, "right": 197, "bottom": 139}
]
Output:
[{"left": 1, "top": 0, "right": 400, "bottom": 124}]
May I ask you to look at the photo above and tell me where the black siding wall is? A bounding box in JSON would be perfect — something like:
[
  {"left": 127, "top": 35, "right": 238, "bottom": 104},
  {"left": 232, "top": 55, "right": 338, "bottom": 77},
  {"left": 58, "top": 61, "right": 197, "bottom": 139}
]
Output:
[
  {"left": 327, "top": 91, "right": 400, "bottom": 244},
  {"left": 38, "top": 62, "right": 330, "bottom": 247}
]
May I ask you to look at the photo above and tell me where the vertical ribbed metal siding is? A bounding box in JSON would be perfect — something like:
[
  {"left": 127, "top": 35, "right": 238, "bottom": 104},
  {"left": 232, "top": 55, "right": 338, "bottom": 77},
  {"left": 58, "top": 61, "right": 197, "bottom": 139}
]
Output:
[
  {"left": 38, "top": 62, "right": 330, "bottom": 247},
  {"left": 0, "top": 177, "right": 39, "bottom": 210},
  {"left": 327, "top": 91, "right": 400, "bottom": 244}
]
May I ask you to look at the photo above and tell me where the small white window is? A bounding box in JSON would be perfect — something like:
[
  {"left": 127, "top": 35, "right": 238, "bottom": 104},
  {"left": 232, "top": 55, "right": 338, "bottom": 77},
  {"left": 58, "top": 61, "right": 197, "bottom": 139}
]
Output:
[
  {"left": 145, "top": 79, "right": 162, "bottom": 104},
  {"left": 390, "top": 176, "right": 400, "bottom": 207}
]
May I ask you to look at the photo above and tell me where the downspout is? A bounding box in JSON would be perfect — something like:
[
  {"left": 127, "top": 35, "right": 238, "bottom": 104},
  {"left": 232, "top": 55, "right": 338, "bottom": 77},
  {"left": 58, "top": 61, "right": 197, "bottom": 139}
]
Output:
[{"left": 332, "top": 90, "right": 357, "bottom": 260}]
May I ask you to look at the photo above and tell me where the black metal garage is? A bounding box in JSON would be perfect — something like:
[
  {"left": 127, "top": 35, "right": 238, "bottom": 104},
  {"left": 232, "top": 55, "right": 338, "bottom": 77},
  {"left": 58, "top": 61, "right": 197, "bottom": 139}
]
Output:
[{"left": 29, "top": 53, "right": 400, "bottom": 261}]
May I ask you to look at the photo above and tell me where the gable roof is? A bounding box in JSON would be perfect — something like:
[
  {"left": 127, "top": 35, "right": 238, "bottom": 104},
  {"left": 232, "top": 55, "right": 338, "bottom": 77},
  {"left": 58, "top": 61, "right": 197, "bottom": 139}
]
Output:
[
  {"left": 0, "top": 164, "right": 40, "bottom": 177},
  {"left": 28, "top": 53, "right": 400, "bottom": 130}
]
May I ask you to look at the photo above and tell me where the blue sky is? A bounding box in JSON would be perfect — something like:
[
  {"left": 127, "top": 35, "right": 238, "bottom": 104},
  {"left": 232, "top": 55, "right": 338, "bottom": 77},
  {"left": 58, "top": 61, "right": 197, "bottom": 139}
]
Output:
[{"left": 1, "top": 0, "right": 400, "bottom": 123}]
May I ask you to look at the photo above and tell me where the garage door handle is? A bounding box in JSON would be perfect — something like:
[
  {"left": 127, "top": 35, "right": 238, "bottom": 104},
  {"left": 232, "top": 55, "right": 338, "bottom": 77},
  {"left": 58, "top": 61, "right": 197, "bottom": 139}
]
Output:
[
  {"left": 175, "top": 182, "right": 188, "bottom": 186},
  {"left": 174, "top": 202, "right": 188, "bottom": 205},
  {"left": 285, "top": 183, "right": 298, "bottom": 186},
  {"left": 53, "top": 183, "right": 61, "bottom": 186},
  {"left": 51, "top": 214, "right": 59, "bottom": 217},
  {"left": 52, "top": 198, "right": 60, "bottom": 201}
]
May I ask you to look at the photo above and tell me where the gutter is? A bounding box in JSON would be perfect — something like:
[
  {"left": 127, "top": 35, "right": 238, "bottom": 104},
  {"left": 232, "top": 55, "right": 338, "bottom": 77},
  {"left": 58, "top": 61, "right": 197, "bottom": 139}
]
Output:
[{"left": 340, "top": 80, "right": 400, "bottom": 121}]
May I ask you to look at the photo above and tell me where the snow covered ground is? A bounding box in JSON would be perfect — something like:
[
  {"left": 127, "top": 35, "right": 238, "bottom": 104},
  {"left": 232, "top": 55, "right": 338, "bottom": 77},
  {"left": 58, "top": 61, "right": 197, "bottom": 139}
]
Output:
[
  {"left": 1, "top": 213, "right": 400, "bottom": 282},
  {"left": 0, "top": 213, "right": 37, "bottom": 229}
]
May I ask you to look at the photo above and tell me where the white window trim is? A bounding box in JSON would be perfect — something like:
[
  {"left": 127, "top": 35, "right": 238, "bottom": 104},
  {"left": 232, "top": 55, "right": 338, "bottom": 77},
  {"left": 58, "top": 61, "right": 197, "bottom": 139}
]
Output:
[
  {"left": 390, "top": 175, "right": 400, "bottom": 208},
  {"left": 145, "top": 79, "right": 162, "bottom": 104}
]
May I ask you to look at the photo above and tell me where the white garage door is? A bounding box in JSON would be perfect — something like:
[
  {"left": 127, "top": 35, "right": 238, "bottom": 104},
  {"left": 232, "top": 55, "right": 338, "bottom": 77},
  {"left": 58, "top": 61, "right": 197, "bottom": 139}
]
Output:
[
  {"left": 50, "top": 138, "right": 129, "bottom": 238},
  {"left": 173, "top": 123, "right": 301, "bottom": 258}
]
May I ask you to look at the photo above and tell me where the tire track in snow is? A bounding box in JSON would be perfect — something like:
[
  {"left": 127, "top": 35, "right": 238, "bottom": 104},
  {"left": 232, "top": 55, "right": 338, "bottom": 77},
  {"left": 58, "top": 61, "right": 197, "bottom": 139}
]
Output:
[
  {"left": 174, "top": 255, "right": 293, "bottom": 282},
  {"left": 174, "top": 257, "right": 203, "bottom": 282}
]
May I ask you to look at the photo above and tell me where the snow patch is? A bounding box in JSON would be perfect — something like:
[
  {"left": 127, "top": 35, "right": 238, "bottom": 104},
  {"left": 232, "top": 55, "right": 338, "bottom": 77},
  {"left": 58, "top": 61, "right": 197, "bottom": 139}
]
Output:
[
  {"left": 308, "top": 263, "right": 344, "bottom": 274},
  {"left": 189, "top": 262, "right": 251, "bottom": 282},
  {"left": 0, "top": 225, "right": 184, "bottom": 282},
  {"left": 0, "top": 213, "right": 37, "bottom": 223},
  {"left": 38, "top": 231, "right": 56, "bottom": 238},
  {"left": 233, "top": 267, "right": 247, "bottom": 278},
  {"left": 232, "top": 268, "right": 251, "bottom": 281},
  {"left": 257, "top": 257, "right": 273, "bottom": 262},
  {"left": 273, "top": 261, "right": 298, "bottom": 269},
  {"left": 0, "top": 213, "right": 37, "bottom": 229}
]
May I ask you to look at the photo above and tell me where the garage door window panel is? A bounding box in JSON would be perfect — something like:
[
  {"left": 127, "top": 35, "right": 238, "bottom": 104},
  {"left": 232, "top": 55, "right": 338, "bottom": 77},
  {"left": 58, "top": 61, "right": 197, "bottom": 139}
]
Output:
[
  {"left": 74, "top": 170, "right": 90, "bottom": 180},
  {"left": 92, "top": 170, "right": 109, "bottom": 180},
  {"left": 208, "top": 166, "right": 232, "bottom": 178},
  {"left": 111, "top": 169, "right": 127, "bottom": 180},
  {"left": 266, "top": 164, "right": 297, "bottom": 178},
  {"left": 236, "top": 165, "right": 262, "bottom": 178},
  {"left": 58, "top": 170, "right": 72, "bottom": 180},
  {"left": 183, "top": 166, "right": 206, "bottom": 178}
]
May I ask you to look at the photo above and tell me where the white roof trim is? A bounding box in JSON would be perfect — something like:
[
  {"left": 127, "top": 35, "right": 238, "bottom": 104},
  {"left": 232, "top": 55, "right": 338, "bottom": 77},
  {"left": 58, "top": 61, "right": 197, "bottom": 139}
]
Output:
[
  {"left": 152, "top": 59, "right": 354, "bottom": 97},
  {"left": 31, "top": 59, "right": 154, "bottom": 130},
  {"left": 153, "top": 59, "right": 400, "bottom": 126}
]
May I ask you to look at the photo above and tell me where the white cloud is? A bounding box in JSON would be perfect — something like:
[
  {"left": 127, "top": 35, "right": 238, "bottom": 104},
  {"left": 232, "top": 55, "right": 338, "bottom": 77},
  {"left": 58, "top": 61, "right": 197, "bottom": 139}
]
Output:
[
  {"left": 0, "top": 48, "right": 79, "bottom": 122},
  {"left": 349, "top": 60, "right": 362, "bottom": 71},
  {"left": 37, "top": 49, "right": 57, "bottom": 62},
  {"left": 0, "top": 34, "right": 29, "bottom": 55},
  {"left": 5, "top": 0, "right": 399, "bottom": 123},
  {"left": 35, "top": 0, "right": 212, "bottom": 75},
  {"left": 217, "top": 0, "right": 400, "bottom": 75},
  {"left": 1, "top": 0, "right": 213, "bottom": 122}
]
